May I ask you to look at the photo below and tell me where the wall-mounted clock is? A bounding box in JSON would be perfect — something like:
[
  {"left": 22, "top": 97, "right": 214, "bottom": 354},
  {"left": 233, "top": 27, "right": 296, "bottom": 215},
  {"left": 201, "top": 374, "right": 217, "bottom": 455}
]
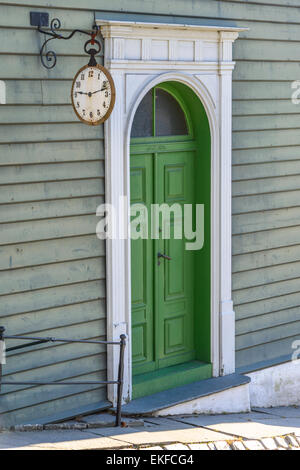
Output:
[{"left": 71, "top": 63, "right": 115, "bottom": 126}]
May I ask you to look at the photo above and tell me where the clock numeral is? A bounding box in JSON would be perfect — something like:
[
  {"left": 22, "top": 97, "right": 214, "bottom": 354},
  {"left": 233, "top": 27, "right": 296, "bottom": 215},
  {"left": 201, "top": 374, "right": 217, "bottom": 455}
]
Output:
[
  {"left": 76, "top": 81, "right": 81, "bottom": 88},
  {"left": 82, "top": 109, "right": 86, "bottom": 116},
  {"left": 81, "top": 73, "right": 85, "bottom": 80},
  {"left": 74, "top": 92, "right": 77, "bottom": 98},
  {"left": 103, "top": 101, "right": 107, "bottom": 108},
  {"left": 88, "top": 71, "right": 94, "bottom": 78},
  {"left": 77, "top": 102, "right": 80, "bottom": 108},
  {"left": 105, "top": 91, "right": 108, "bottom": 97},
  {"left": 90, "top": 112, "right": 93, "bottom": 118},
  {"left": 102, "top": 81, "right": 108, "bottom": 89},
  {"left": 97, "top": 109, "right": 101, "bottom": 116},
  {"left": 98, "top": 73, "right": 101, "bottom": 80}
]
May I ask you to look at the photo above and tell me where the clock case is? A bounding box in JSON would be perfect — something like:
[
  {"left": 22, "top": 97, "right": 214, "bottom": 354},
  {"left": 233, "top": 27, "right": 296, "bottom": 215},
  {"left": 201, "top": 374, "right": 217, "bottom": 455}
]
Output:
[{"left": 71, "top": 39, "right": 116, "bottom": 126}]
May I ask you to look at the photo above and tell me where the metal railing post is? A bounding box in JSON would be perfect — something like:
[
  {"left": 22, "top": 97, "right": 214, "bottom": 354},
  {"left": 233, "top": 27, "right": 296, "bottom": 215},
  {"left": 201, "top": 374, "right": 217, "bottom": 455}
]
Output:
[
  {"left": 116, "top": 334, "right": 126, "bottom": 427},
  {"left": 0, "top": 326, "right": 5, "bottom": 393}
]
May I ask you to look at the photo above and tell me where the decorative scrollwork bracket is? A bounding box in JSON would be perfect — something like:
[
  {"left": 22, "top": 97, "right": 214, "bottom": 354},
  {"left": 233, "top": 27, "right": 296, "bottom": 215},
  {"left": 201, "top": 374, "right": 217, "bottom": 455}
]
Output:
[{"left": 30, "top": 12, "right": 100, "bottom": 70}]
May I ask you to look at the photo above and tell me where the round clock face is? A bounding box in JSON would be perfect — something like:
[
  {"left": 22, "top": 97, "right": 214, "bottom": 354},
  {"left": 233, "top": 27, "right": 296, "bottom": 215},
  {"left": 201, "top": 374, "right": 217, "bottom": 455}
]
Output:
[{"left": 71, "top": 64, "right": 115, "bottom": 125}]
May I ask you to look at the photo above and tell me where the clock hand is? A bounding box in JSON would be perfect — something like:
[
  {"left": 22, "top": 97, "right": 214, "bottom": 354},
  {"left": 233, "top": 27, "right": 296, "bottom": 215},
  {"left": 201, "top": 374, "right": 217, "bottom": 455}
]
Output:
[
  {"left": 91, "top": 87, "right": 107, "bottom": 95},
  {"left": 76, "top": 87, "right": 107, "bottom": 97},
  {"left": 77, "top": 91, "right": 96, "bottom": 97}
]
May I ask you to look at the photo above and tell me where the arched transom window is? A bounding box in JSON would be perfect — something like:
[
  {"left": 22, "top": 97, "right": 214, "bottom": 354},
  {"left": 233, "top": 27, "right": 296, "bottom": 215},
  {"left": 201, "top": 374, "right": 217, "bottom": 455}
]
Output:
[{"left": 131, "top": 87, "right": 189, "bottom": 138}]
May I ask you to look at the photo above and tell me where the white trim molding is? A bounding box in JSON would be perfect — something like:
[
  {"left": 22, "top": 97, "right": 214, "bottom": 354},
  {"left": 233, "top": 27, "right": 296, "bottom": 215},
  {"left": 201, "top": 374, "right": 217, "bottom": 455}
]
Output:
[{"left": 97, "top": 19, "right": 243, "bottom": 405}]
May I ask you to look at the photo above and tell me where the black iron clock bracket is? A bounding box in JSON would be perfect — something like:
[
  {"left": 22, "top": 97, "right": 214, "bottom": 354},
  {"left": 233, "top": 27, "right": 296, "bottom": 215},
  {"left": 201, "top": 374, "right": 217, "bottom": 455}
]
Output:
[{"left": 30, "top": 11, "right": 101, "bottom": 70}]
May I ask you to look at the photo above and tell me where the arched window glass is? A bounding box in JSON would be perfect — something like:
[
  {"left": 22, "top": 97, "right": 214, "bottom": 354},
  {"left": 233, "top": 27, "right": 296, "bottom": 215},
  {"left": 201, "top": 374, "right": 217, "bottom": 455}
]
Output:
[
  {"left": 155, "top": 89, "right": 188, "bottom": 137},
  {"left": 131, "top": 90, "right": 153, "bottom": 138},
  {"left": 131, "top": 88, "right": 188, "bottom": 138}
]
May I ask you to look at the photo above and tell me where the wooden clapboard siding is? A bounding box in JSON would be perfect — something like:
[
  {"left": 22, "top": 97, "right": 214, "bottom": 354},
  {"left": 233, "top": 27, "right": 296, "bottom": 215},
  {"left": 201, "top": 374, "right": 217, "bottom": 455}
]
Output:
[
  {"left": 0, "top": 236, "right": 105, "bottom": 270},
  {"left": 0, "top": 161, "right": 104, "bottom": 183},
  {"left": 0, "top": 2, "right": 106, "bottom": 426},
  {"left": 1, "top": 280, "right": 106, "bottom": 318}
]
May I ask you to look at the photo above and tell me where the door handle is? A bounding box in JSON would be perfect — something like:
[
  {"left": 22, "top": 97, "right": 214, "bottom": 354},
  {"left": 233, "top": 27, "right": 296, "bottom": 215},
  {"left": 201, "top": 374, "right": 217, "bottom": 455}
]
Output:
[{"left": 157, "top": 252, "right": 172, "bottom": 265}]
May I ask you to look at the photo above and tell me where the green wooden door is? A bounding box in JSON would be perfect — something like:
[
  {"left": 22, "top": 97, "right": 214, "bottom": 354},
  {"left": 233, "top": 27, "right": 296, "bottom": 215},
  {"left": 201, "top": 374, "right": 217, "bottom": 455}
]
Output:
[
  {"left": 130, "top": 84, "right": 212, "bottom": 397},
  {"left": 131, "top": 150, "right": 195, "bottom": 376}
]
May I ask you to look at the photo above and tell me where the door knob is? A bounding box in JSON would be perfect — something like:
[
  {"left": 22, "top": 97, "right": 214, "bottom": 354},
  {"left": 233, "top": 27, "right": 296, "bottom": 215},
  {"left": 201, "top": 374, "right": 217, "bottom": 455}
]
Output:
[{"left": 157, "top": 252, "right": 172, "bottom": 265}]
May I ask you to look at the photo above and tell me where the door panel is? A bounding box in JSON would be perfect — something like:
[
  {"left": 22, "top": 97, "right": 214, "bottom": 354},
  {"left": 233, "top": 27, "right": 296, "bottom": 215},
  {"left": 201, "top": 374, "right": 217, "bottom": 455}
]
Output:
[
  {"left": 156, "top": 151, "right": 195, "bottom": 369},
  {"left": 131, "top": 154, "right": 155, "bottom": 375}
]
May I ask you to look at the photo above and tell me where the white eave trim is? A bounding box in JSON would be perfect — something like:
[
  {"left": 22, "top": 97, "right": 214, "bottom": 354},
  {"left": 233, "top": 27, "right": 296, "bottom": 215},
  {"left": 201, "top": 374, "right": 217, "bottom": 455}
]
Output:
[{"left": 96, "top": 19, "right": 247, "bottom": 33}]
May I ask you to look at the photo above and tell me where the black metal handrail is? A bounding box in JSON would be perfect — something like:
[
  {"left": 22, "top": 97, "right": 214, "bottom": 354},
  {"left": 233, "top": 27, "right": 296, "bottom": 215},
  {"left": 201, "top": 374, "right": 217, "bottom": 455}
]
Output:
[{"left": 0, "top": 326, "right": 126, "bottom": 427}]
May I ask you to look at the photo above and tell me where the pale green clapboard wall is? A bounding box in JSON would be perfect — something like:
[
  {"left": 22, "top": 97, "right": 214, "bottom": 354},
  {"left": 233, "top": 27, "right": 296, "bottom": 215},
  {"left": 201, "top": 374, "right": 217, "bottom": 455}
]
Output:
[
  {"left": 0, "top": 2, "right": 108, "bottom": 426},
  {"left": 1, "top": 0, "right": 300, "bottom": 425}
]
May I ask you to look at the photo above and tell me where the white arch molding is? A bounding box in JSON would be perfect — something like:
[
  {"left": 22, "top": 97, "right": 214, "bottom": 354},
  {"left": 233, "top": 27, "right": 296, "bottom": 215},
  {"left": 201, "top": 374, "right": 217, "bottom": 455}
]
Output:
[{"left": 97, "top": 19, "right": 243, "bottom": 405}]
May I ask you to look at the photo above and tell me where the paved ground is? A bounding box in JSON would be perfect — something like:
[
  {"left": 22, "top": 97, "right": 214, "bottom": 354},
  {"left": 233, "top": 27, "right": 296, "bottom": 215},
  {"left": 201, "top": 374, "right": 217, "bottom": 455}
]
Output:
[{"left": 2, "top": 407, "right": 300, "bottom": 450}]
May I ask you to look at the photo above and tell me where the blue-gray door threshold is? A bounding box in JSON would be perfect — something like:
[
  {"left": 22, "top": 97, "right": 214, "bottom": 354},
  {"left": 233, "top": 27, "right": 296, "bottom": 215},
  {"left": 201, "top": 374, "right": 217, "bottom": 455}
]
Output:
[
  {"left": 25, "top": 400, "right": 111, "bottom": 425},
  {"left": 119, "top": 374, "right": 250, "bottom": 416}
]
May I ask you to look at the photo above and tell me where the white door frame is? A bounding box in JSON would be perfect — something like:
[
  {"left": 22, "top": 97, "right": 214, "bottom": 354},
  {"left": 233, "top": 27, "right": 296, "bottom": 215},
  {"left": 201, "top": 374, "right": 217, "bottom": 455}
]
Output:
[{"left": 96, "top": 19, "right": 243, "bottom": 405}]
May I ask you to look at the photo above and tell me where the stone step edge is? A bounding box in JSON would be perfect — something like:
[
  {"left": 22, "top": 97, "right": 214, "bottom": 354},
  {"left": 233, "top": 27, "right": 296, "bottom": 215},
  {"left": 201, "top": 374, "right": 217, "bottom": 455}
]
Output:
[{"left": 117, "top": 373, "right": 251, "bottom": 416}]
